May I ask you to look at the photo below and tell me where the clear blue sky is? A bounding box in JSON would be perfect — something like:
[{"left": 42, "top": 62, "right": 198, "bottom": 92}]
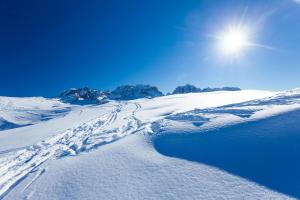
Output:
[{"left": 1, "top": 0, "right": 300, "bottom": 97}]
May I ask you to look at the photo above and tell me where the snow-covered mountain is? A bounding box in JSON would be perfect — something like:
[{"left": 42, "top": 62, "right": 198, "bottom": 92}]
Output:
[
  {"left": 172, "top": 84, "right": 241, "bottom": 94},
  {"left": 172, "top": 84, "right": 202, "bottom": 94},
  {"left": 59, "top": 85, "right": 240, "bottom": 105},
  {"left": 60, "top": 87, "right": 109, "bottom": 105},
  {"left": 60, "top": 84, "right": 163, "bottom": 105},
  {"left": 1, "top": 88, "right": 300, "bottom": 199},
  {"left": 109, "top": 84, "right": 163, "bottom": 100}
]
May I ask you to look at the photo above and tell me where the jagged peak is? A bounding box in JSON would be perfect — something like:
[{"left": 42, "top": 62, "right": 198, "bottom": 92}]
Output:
[
  {"left": 59, "top": 84, "right": 164, "bottom": 104},
  {"left": 172, "top": 84, "right": 241, "bottom": 95}
]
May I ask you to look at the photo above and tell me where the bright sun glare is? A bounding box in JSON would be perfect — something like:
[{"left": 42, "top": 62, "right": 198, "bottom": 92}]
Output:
[{"left": 218, "top": 27, "right": 250, "bottom": 56}]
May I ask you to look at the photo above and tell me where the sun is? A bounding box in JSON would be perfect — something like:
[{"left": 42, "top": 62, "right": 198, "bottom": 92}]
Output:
[{"left": 218, "top": 27, "right": 250, "bottom": 56}]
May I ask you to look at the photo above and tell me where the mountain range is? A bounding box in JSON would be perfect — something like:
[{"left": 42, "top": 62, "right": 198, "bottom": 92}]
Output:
[{"left": 60, "top": 84, "right": 240, "bottom": 105}]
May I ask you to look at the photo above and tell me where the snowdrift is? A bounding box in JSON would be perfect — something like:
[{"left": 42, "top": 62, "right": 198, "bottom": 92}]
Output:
[
  {"left": 0, "top": 97, "right": 71, "bottom": 131},
  {"left": 155, "top": 109, "right": 300, "bottom": 198}
]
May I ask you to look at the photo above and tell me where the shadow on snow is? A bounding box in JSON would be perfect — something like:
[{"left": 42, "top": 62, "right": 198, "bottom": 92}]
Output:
[{"left": 154, "top": 109, "right": 300, "bottom": 198}]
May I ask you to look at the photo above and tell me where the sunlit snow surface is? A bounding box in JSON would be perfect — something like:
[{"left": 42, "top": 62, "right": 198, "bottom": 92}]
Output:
[
  {"left": 1, "top": 89, "right": 300, "bottom": 199},
  {"left": 0, "top": 97, "right": 71, "bottom": 131}
]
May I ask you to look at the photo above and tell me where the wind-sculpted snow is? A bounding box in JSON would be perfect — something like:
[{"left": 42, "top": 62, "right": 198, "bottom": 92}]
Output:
[
  {"left": 2, "top": 89, "right": 300, "bottom": 200},
  {"left": 0, "top": 97, "right": 71, "bottom": 131},
  {"left": 0, "top": 102, "right": 144, "bottom": 198},
  {"left": 0, "top": 119, "right": 22, "bottom": 130},
  {"left": 153, "top": 88, "right": 300, "bottom": 199},
  {"left": 155, "top": 110, "right": 300, "bottom": 199},
  {"left": 169, "top": 89, "right": 300, "bottom": 128}
]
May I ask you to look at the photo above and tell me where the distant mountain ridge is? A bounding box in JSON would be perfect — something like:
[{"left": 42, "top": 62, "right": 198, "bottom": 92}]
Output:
[
  {"left": 109, "top": 85, "right": 163, "bottom": 100},
  {"left": 60, "top": 84, "right": 241, "bottom": 105},
  {"left": 172, "top": 84, "right": 241, "bottom": 94},
  {"left": 60, "top": 84, "right": 163, "bottom": 105},
  {"left": 60, "top": 87, "right": 110, "bottom": 105}
]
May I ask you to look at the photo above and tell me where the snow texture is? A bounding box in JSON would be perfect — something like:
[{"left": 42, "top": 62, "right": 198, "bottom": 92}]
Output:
[
  {"left": 0, "top": 97, "right": 71, "bottom": 131},
  {"left": 1, "top": 89, "right": 300, "bottom": 199}
]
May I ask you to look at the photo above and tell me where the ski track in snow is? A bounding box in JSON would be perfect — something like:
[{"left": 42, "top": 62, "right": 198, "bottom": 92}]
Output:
[
  {"left": 0, "top": 102, "right": 143, "bottom": 199},
  {"left": 1, "top": 90, "right": 300, "bottom": 199}
]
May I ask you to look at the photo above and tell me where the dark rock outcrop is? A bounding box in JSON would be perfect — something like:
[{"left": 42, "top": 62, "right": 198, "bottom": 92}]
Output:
[
  {"left": 60, "top": 84, "right": 164, "bottom": 104},
  {"left": 60, "top": 87, "right": 109, "bottom": 105},
  {"left": 172, "top": 84, "right": 241, "bottom": 94},
  {"left": 172, "top": 84, "right": 202, "bottom": 94},
  {"left": 109, "top": 84, "right": 163, "bottom": 100}
]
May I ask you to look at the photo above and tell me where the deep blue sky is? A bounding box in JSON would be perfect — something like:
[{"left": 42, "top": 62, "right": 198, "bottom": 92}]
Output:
[{"left": 1, "top": 0, "right": 300, "bottom": 97}]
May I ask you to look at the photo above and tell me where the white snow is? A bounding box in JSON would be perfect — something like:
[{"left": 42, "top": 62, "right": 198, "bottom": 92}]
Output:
[
  {"left": 0, "top": 97, "right": 71, "bottom": 130},
  {"left": 1, "top": 89, "right": 300, "bottom": 199}
]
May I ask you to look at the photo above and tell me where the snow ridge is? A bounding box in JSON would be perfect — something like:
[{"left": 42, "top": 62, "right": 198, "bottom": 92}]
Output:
[
  {"left": 172, "top": 84, "right": 241, "bottom": 94},
  {"left": 60, "top": 85, "right": 164, "bottom": 105}
]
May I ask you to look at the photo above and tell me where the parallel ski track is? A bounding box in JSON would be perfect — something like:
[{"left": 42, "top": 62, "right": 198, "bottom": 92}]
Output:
[{"left": 0, "top": 101, "right": 143, "bottom": 199}]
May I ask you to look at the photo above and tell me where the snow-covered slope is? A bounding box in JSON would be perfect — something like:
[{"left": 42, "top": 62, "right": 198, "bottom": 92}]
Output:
[
  {"left": 0, "top": 97, "right": 71, "bottom": 131},
  {"left": 1, "top": 89, "right": 300, "bottom": 199}
]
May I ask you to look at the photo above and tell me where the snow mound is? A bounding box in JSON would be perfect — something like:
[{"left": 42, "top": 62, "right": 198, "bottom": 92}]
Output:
[
  {"left": 155, "top": 110, "right": 300, "bottom": 199},
  {"left": 0, "top": 118, "right": 22, "bottom": 130},
  {"left": 0, "top": 97, "right": 70, "bottom": 131}
]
